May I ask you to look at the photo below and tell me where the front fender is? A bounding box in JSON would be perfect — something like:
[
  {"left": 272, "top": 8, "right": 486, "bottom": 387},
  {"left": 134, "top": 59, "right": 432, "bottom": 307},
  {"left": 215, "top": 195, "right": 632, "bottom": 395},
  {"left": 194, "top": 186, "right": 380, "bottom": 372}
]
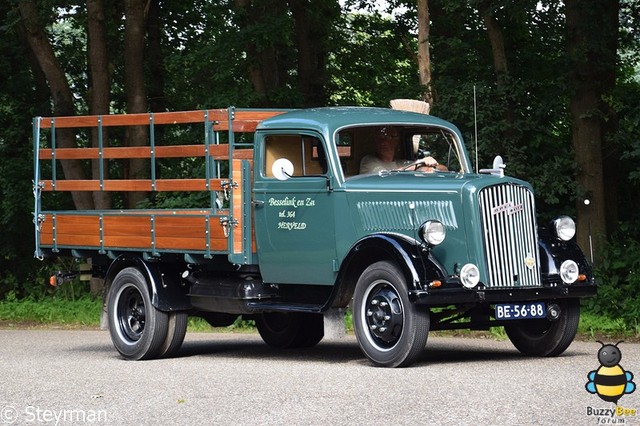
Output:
[
  {"left": 538, "top": 227, "right": 595, "bottom": 285},
  {"left": 330, "top": 233, "right": 447, "bottom": 308}
]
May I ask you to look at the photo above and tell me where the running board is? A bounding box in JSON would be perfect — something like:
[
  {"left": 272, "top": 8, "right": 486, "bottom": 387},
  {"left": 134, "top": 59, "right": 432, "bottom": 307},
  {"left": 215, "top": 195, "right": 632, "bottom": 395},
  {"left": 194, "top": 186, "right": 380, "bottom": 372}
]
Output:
[{"left": 246, "top": 301, "right": 324, "bottom": 313}]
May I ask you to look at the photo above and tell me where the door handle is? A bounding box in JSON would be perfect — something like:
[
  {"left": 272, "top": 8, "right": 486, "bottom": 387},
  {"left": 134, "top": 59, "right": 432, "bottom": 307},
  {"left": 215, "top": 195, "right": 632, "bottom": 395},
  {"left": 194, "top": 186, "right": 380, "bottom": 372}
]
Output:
[{"left": 252, "top": 200, "right": 264, "bottom": 207}]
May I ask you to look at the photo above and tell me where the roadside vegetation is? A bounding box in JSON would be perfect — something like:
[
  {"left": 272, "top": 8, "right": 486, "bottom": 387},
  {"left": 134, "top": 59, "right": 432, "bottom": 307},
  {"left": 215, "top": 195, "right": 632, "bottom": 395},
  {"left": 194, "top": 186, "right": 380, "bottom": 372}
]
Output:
[{"left": 1, "top": 285, "right": 637, "bottom": 342}]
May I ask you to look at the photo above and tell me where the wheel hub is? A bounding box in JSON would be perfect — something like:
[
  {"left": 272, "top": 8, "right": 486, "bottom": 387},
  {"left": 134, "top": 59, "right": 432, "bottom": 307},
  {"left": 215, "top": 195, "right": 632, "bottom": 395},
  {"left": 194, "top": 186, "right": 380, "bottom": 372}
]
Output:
[
  {"left": 118, "top": 286, "right": 146, "bottom": 342},
  {"left": 365, "top": 285, "right": 403, "bottom": 347}
]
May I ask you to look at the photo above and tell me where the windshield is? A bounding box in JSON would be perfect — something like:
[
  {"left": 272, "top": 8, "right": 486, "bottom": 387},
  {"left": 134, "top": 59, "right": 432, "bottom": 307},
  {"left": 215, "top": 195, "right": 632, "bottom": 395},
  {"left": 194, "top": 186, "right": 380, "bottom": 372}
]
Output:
[{"left": 338, "top": 125, "right": 465, "bottom": 178}]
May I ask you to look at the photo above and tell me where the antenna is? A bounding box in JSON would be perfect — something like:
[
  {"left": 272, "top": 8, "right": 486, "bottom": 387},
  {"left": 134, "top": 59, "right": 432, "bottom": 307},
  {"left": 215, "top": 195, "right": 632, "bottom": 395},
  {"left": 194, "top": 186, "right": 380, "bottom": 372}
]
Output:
[{"left": 473, "top": 85, "right": 478, "bottom": 173}]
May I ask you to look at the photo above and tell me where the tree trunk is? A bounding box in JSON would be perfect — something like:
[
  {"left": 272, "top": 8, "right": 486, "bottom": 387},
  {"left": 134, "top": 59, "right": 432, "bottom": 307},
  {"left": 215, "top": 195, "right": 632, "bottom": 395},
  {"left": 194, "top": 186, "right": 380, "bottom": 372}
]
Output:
[
  {"left": 566, "top": 0, "right": 618, "bottom": 259},
  {"left": 233, "top": 0, "right": 287, "bottom": 107},
  {"left": 147, "top": 0, "right": 166, "bottom": 113},
  {"left": 18, "top": 0, "right": 94, "bottom": 210},
  {"left": 123, "top": 0, "right": 149, "bottom": 208},
  {"left": 288, "top": 0, "right": 339, "bottom": 107},
  {"left": 478, "top": 0, "right": 516, "bottom": 137},
  {"left": 417, "top": 0, "right": 433, "bottom": 107},
  {"left": 87, "top": 0, "right": 112, "bottom": 210}
]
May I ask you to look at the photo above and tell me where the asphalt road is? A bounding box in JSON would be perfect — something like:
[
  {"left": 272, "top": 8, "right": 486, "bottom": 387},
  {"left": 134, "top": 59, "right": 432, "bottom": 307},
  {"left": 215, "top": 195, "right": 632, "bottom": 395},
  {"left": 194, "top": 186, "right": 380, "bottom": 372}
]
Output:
[{"left": 0, "top": 329, "right": 638, "bottom": 426}]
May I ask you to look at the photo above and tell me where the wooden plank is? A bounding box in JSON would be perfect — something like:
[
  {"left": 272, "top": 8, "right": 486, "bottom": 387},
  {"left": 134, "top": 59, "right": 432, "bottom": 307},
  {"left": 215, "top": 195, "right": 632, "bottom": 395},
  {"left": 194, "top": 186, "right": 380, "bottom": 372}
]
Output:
[
  {"left": 42, "top": 180, "right": 101, "bottom": 191},
  {"left": 37, "top": 210, "right": 239, "bottom": 253},
  {"left": 102, "top": 180, "right": 153, "bottom": 192},
  {"left": 40, "top": 148, "right": 99, "bottom": 160},
  {"left": 37, "top": 109, "right": 284, "bottom": 129},
  {"left": 40, "top": 145, "right": 254, "bottom": 160},
  {"left": 37, "top": 111, "right": 218, "bottom": 128},
  {"left": 48, "top": 215, "right": 100, "bottom": 235},
  {"left": 154, "top": 179, "right": 207, "bottom": 192},
  {"left": 232, "top": 159, "right": 244, "bottom": 254},
  {"left": 42, "top": 234, "right": 102, "bottom": 247},
  {"left": 103, "top": 235, "right": 152, "bottom": 249},
  {"left": 40, "top": 178, "right": 226, "bottom": 192},
  {"left": 103, "top": 216, "right": 151, "bottom": 236}
]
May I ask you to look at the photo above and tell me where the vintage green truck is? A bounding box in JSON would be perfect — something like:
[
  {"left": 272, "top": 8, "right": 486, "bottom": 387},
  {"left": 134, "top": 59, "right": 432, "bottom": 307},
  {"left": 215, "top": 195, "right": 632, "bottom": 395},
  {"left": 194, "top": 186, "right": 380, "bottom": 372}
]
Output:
[{"left": 33, "top": 105, "right": 595, "bottom": 367}]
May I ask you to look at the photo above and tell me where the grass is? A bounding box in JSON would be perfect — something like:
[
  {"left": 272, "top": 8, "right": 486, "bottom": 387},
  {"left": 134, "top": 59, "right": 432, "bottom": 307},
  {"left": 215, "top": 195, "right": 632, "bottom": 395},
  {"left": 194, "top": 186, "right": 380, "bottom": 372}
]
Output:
[
  {"left": 0, "top": 297, "right": 637, "bottom": 342},
  {"left": 0, "top": 297, "right": 101, "bottom": 328}
]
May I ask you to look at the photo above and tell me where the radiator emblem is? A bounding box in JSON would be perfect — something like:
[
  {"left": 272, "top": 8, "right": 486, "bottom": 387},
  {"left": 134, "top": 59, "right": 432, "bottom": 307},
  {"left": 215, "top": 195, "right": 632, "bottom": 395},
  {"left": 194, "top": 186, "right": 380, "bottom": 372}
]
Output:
[
  {"left": 524, "top": 254, "right": 536, "bottom": 270},
  {"left": 492, "top": 201, "right": 523, "bottom": 216}
]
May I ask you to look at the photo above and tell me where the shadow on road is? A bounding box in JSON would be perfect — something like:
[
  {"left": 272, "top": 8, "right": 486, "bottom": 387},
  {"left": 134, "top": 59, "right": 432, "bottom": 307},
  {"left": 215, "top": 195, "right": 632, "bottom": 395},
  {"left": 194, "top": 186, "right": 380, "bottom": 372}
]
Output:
[
  {"left": 171, "top": 335, "right": 587, "bottom": 366},
  {"left": 70, "top": 332, "right": 589, "bottom": 366}
]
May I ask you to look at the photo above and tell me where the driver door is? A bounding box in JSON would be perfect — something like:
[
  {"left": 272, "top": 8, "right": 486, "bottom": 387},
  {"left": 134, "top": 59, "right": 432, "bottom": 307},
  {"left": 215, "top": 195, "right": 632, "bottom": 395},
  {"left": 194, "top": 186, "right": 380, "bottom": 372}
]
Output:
[{"left": 253, "top": 132, "right": 338, "bottom": 285}]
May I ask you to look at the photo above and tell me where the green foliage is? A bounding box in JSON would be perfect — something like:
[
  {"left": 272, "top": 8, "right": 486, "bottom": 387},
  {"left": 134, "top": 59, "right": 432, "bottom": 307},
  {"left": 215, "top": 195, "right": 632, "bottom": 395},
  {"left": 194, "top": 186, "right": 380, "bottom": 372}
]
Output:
[
  {"left": 0, "top": 296, "right": 101, "bottom": 327},
  {"left": 583, "top": 223, "right": 640, "bottom": 335},
  {"left": 328, "top": 12, "right": 421, "bottom": 106}
]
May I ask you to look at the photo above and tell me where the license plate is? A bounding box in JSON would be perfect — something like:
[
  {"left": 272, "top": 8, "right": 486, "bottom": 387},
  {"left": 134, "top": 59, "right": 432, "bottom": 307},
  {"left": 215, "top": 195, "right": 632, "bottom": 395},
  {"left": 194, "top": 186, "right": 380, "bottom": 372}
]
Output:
[{"left": 495, "top": 302, "right": 546, "bottom": 320}]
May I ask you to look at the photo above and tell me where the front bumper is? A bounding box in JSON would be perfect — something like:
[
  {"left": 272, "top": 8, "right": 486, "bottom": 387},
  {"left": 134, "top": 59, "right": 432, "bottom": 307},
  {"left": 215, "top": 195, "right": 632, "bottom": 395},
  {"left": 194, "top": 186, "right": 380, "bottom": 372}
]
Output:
[{"left": 409, "top": 283, "right": 596, "bottom": 306}]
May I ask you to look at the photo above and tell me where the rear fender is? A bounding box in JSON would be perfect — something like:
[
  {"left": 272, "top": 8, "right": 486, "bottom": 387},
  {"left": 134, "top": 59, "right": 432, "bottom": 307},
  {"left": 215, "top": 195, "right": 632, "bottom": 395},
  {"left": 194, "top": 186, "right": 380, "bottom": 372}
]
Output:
[{"left": 104, "top": 255, "right": 191, "bottom": 311}]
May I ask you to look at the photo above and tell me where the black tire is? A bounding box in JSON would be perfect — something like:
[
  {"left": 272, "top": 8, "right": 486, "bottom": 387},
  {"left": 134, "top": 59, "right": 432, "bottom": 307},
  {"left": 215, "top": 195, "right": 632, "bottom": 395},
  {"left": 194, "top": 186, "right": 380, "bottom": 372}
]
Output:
[
  {"left": 505, "top": 298, "right": 580, "bottom": 357},
  {"left": 107, "top": 267, "right": 169, "bottom": 360},
  {"left": 200, "top": 312, "right": 238, "bottom": 328},
  {"left": 158, "top": 312, "right": 188, "bottom": 358},
  {"left": 353, "top": 261, "right": 430, "bottom": 368},
  {"left": 292, "top": 313, "right": 324, "bottom": 348},
  {"left": 256, "top": 312, "right": 324, "bottom": 348}
]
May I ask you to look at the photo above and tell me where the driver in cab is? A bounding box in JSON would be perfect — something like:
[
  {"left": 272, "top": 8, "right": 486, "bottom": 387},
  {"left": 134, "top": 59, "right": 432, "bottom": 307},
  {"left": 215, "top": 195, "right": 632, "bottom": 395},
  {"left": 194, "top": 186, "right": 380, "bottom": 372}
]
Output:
[{"left": 359, "top": 127, "right": 441, "bottom": 174}]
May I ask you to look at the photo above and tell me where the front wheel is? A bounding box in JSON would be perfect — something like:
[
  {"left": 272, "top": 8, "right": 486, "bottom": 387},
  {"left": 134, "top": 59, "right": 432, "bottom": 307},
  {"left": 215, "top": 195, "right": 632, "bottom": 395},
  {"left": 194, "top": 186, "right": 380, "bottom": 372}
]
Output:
[
  {"left": 107, "top": 267, "right": 169, "bottom": 360},
  {"left": 505, "top": 298, "right": 580, "bottom": 357},
  {"left": 353, "top": 261, "right": 430, "bottom": 367}
]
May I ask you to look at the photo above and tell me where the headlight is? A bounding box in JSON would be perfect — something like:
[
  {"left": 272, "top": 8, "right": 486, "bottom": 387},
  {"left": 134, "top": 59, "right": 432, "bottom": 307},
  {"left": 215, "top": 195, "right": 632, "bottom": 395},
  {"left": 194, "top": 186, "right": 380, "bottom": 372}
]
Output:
[
  {"left": 419, "top": 220, "right": 446, "bottom": 246},
  {"left": 560, "top": 260, "right": 579, "bottom": 284},
  {"left": 553, "top": 216, "right": 576, "bottom": 241},
  {"left": 460, "top": 263, "right": 480, "bottom": 289}
]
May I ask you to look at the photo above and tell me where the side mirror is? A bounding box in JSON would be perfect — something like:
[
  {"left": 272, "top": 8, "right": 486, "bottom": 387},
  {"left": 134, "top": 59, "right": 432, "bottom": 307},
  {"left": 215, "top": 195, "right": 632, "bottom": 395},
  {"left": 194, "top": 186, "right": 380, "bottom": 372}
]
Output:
[
  {"left": 479, "top": 155, "right": 506, "bottom": 177},
  {"left": 271, "top": 158, "right": 294, "bottom": 181}
]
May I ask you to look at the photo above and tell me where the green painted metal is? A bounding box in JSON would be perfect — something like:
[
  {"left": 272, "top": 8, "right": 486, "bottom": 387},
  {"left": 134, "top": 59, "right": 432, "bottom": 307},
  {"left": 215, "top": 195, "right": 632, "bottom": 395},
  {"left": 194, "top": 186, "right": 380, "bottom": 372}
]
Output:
[
  {"left": 33, "top": 117, "right": 42, "bottom": 259},
  {"left": 50, "top": 118, "right": 56, "bottom": 189},
  {"left": 98, "top": 115, "right": 104, "bottom": 190},
  {"left": 149, "top": 114, "right": 156, "bottom": 191}
]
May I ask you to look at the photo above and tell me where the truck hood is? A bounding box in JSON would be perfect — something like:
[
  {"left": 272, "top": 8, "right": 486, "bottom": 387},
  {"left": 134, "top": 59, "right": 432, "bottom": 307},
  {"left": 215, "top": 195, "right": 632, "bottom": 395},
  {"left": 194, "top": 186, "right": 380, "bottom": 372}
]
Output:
[
  {"left": 341, "top": 172, "right": 534, "bottom": 277},
  {"left": 343, "top": 171, "right": 531, "bottom": 194}
]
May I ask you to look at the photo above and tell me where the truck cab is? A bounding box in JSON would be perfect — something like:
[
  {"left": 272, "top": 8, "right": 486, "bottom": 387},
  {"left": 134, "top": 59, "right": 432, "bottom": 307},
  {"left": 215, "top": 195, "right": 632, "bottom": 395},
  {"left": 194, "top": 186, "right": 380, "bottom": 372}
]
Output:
[{"left": 33, "top": 106, "right": 595, "bottom": 367}]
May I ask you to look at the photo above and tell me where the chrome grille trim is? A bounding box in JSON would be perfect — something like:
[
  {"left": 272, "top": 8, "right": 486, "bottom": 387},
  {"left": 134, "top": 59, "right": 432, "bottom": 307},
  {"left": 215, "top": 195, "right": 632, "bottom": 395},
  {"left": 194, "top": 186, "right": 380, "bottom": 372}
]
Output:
[
  {"left": 478, "top": 184, "right": 541, "bottom": 288},
  {"left": 357, "top": 200, "right": 458, "bottom": 231}
]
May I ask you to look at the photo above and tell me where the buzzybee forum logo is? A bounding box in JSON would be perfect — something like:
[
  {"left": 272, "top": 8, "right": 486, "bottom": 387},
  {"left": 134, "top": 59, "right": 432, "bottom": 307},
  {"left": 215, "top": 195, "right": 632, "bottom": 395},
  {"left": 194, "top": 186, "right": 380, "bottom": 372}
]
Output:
[
  {"left": 584, "top": 341, "right": 637, "bottom": 423},
  {"left": 586, "top": 341, "right": 636, "bottom": 403}
]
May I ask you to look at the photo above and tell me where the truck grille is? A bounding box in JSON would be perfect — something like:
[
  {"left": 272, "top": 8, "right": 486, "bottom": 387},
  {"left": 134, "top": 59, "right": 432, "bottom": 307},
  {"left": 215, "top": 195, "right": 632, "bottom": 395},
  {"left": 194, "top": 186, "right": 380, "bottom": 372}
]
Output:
[{"left": 478, "top": 184, "right": 541, "bottom": 288}]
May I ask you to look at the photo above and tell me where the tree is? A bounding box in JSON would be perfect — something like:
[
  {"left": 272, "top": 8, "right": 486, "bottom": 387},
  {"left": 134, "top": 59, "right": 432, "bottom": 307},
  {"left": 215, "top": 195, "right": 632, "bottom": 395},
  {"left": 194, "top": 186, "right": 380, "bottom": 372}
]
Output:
[
  {"left": 87, "top": 0, "right": 112, "bottom": 209},
  {"left": 417, "top": 0, "right": 433, "bottom": 106},
  {"left": 123, "top": 0, "right": 150, "bottom": 208},
  {"left": 18, "top": 0, "right": 95, "bottom": 211},
  {"left": 566, "top": 0, "right": 619, "bottom": 256},
  {"left": 288, "top": 0, "right": 341, "bottom": 107}
]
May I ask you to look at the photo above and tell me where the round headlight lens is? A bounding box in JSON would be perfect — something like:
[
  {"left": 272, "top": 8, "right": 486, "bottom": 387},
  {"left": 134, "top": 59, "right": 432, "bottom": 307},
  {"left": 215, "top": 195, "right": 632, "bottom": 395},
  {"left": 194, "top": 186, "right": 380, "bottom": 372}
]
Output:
[
  {"left": 553, "top": 216, "right": 576, "bottom": 241},
  {"left": 560, "top": 260, "right": 579, "bottom": 284},
  {"left": 419, "top": 220, "right": 446, "bottom": 246},
  {"left": 460, "top": 263, "right": 480, "bottom": 289}
]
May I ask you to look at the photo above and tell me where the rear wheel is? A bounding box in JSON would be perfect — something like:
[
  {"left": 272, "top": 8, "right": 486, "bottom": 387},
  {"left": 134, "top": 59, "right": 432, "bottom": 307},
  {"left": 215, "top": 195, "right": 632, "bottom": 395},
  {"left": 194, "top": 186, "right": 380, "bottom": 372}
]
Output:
[
  {"left": 505, "top": 298, "right": 580, "bottom": 357},
  {"left": 158, "top": 312, "right": 188, "bottom": 358},
  {"left": 256, "top": 312, "right": 324, "bottom": 348},
  {"left": 107, "top": 267, "right": 169, "bottom": 360},
  {"left": 353, "top": 261, "right": 430, "bottom": 367}
]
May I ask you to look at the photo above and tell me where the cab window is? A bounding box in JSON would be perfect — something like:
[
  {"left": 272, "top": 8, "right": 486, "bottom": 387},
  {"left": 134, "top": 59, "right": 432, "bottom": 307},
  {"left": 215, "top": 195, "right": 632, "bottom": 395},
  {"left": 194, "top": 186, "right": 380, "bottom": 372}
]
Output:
[{"left": 264, "top": 134, "right": 328, "bottom": 178}]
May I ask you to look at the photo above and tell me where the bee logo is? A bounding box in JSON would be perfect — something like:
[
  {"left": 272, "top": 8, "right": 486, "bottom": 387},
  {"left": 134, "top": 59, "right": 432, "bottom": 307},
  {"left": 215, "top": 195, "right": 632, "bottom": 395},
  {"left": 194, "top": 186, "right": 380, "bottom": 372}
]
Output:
[{"left": 585, "top": 341, "right": 636, "bottom": 404}]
